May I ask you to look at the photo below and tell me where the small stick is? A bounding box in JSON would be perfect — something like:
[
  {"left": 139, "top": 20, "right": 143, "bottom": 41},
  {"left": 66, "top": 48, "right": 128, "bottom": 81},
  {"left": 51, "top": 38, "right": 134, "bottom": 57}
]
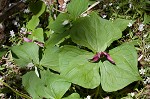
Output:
[
  {"left": 53, "top": 7, "right": 65, "bottom": 13},
  {"left": 81, "top": 1, "right": 100, "bottom": 16}
]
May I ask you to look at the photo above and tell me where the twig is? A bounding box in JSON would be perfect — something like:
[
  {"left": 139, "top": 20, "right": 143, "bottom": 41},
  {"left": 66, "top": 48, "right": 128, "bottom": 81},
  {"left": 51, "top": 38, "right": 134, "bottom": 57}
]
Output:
[
  {"left": 53, "top": 7, "right": 65, "bottom": 13},
  {"left": 0, "top": 80, "right": 31, "bottom": 99},
  {"left": 81, "top": 1, "right": 100, "bottom": 16}
]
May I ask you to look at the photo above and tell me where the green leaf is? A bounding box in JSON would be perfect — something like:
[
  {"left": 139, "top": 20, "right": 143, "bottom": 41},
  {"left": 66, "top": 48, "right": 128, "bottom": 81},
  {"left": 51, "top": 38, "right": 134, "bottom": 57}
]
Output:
[
  {"left": 49, "top": 13, "right": 70, "bottom": 33},
  {"left": 144, "top": 13, "right": 150, "bottom": 24},
  {"left": 45, "top": 31, "right": 69, "bottom": 47},
  {"left": 32, "top": 28, "right": 44, "bottom": 42},
  {"left": 112, "top": 18, "right": 132, "bottom": 31},
  {"left": 40, "top": 46, "right": 60, "bottom": 72},
  {"left": 70, "top": 12, "right": 122, "bottom": 52},
  {"left": 60, "top": 46, "right": 100, "bottom": 89},
  {"left": 11, "top": 43, "right": 39, "bottom": 67},
  {"left": 47, "top": 16, "right": 54, "bottom": 30},
  {"left": 22, "top": 71, "right": 71, "bottom": 99},
  {"left": 22, "top": 72, "right": 42, "bottom": 99},
  {"left": 67, "top": 0, "right": 89, "bottom": 19},
  {"left": 26, "top": 16, "right": 39, "bottom": 31},
  {"left": 100, "top": 43, "right": 141, "bottom": 92},
  {"left": 29, "top": 0, "right": 46, "bottom": 17},
  {"left": 0, "top": 48, "right": 7, "bottom": 58},
  {"left": 63, "top": 93, "right": 80, "bottom": 99}
]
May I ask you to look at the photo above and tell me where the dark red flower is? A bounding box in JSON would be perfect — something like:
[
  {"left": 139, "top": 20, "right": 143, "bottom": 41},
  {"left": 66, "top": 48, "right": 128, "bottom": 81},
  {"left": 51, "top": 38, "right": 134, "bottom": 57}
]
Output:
[{"left": 89, "top": 52, "right": 115, "bottom": 64}]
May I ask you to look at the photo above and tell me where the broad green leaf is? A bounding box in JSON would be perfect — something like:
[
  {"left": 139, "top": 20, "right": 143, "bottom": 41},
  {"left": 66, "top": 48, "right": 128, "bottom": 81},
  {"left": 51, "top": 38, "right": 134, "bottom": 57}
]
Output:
[
  {"left": 63, "top": 93, "right": 80, "bottom": 99},
  {"left": 32, "top": 28, "right": 44, "bottom": 42},
  {"left": 45, "top": 31, "right": 69, "bottom": 47},
  {"left": 11, "top": 43, "right": 39, "bottom": 67},
  {"left": 60, "top": 46, "right": 100, "bottom": 89},
  {"left": 70, "top": 12, "right": 122, "bottom": 52},
  {"left": 100, "top": 44, "right": 141, "bottom": 92},
  {"left": 49, "top": 13, "right": 70, "bottom": 33},
  {"left": 67, "top": 0, "right": 89, "bottom": 19},
  {"left": 40, "top": 46, "right": 60, "bottom": 72},
  {"left": 59, "top": 46, "right": 85, "bottom": 72},
  {"left": 26, "top": 16, "right": 39, "bottom": 31},
  {"left": 43, "top": 71, "right": 71, "bottom": 99},
  {"left": 11, "top": 50, "right": 31, "bottom": 67},
  {"left": 47, "top": 16, "right": 54, "bottom": 30},
  {"left": 22, "top": 72, "right": 42, "bottom": 99},
  {"left": 29, "top": 0, "right": 46, "bottom": 17},
  {"left": 112, "top": 18, "right": 132, "bottom": 31},
  {"left": 22, "top": 71, "right": 71, "bottom": 99}
]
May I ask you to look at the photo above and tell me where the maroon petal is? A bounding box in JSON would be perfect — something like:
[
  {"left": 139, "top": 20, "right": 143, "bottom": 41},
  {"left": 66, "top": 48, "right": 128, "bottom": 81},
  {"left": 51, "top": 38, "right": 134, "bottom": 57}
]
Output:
[
  {"left": 103, "top": 52, "right": 115, "bottom": 64},
  {"left": 34, "top": 41, "right": 44, "bottom": 47},
  {"left": 23, "top": 37, "right": 32, "bottom": 42},
  {"left": 107, "top": 55, "right": 115, "bottom": 64},
  {"left": 89, "top": 52, "right": 115, "bottom": 64},
  {"left": 27, "top": 32, "right": 32, "bottom": 34},
  {"left": 89, "top": 53, "right": 100, "bottom": 62}
]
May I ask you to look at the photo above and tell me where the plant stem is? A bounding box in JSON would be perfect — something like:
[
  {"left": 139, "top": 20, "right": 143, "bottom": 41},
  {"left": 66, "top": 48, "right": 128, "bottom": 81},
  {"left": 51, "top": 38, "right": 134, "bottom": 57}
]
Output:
[
  {"left": 94, "top": 86, "right": 100, "bottom": 99},
  {"left": 0, "top": 80, "right": 31, "bottom": 99}
]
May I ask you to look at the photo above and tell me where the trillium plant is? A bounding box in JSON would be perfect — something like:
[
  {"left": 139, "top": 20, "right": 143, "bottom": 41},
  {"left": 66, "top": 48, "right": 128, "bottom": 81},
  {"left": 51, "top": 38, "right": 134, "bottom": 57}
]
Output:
[{"left": 10, "top": 0, "right": 141, "bottom": 98}]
